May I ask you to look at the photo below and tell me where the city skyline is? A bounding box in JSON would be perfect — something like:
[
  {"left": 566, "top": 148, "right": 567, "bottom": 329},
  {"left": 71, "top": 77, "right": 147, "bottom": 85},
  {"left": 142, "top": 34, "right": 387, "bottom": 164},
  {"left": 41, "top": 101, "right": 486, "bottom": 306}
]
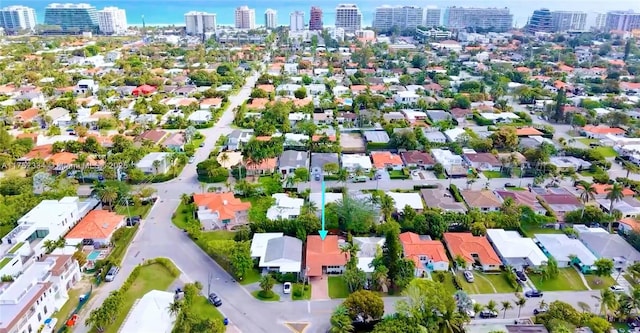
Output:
[{"left": 0, "top": 1, "right": 638, "bottom": 26}]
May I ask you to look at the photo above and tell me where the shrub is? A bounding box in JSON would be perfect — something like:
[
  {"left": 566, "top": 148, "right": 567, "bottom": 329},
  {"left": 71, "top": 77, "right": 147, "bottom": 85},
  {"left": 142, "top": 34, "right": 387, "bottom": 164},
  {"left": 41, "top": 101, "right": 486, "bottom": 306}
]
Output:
[{"left": 449, "top": 184, "right": 464, "bottom": 202}]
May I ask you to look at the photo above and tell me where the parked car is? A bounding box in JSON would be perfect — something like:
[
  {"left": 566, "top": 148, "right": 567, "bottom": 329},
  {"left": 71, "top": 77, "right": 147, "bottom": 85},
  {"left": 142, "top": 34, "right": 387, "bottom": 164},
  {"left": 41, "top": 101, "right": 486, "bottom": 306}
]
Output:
[
  {"left": 188, "top": 156, "right": 195, "bottom": 164},
  {"left": 610, "top": 285, "right": 625, "bottom": 293},
  {"left": 283, "top": 282, "right": 292, "bottom": 294},
  {"left": 463, "top": 270, "right": 474, "bottom": 283},
  {"left": 525, "top": 289, "right": 543, "bottom": 298},
  {"left": 314, "top": 173, "right": 321, "bottom": 181},
  {"left": 533, "top": 306, "right": 548, "bottom": 315},
  {"left": 208, "top": 293, "right": 222, "bottom": 307},
  {"left": 105, "top": 266, "right": 119, "bottom": 282},
  {"left": 479, "top": 310, "right": 498, "bottom": 318},
  {"left": 199, "top": 142, "right": 205, "bottom": 147},
  {"left": 505, "top": 183, "right": 516, "bottom": 188},
  {"left": 516, "top": 270, "right": 527, "bottom": 282},
  {"left": 353, "top": 176, "right": 367, "bottom": 183}
]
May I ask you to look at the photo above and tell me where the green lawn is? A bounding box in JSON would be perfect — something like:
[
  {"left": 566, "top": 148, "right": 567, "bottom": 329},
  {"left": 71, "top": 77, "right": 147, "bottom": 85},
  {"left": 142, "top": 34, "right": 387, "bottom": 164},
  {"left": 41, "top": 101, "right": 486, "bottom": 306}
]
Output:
[
  {"left": 457, "top": 271, "right": 516, "bottom": 294},
  {"left": 437, "top": 273, "right": 459, "bottom": 295},
  {"left": 239, "top": 268, "right": 261, "bottom": 285},
  {"left": 328, "top": 276, "right": 350, "bottom": 299},
  {"left": 529, "top": 268, "right": 587, "bottom": 291},
  {"left": 291, "top": 283, "right": 312, "bottom": 300},
  {"left": 578, "top": 138, "right": 598, "bottom": 146},
  {"left": 191, "top": 135, "right": 206, "bottom": 148},
  {"left": 521, "top": 224, "right": 563, "bottom": 237},
  {"left": 8, "top": 242, "right": 24, "bottom": 254},
  {"left": 482, "top": 171, "right": 508, "bottom": 179},
  {"left": 107, "top": 225, "right": 138, "bottom": 266},
  {"left": 251, "top": 290, "right": 280, "bottom": 301},
  {"left": 191, "top": 295, "right": 225, "bottom": 321},
  {"left": 585, "top": 274, "right": 616, "bottom": 290},
  {"left": 104, "top": 263, "right": 177, "bottom": 333},
  {"left": 593, "top": 146, "right": 618, "bottom": 158},
  {"left": 115, "top": 204, "right": 152, "bottom": 218}
]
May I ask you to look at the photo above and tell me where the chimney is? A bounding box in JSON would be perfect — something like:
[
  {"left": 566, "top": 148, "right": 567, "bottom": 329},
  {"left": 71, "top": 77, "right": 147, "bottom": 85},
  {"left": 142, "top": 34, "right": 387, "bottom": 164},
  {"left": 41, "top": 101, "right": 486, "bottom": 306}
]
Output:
[{"left": 223, "top": 200, "right": 228, "bottom": 205}]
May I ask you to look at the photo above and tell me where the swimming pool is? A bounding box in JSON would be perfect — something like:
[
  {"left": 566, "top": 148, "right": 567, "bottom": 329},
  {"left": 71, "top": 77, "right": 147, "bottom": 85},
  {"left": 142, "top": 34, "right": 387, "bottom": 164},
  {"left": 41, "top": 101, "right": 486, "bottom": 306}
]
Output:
[{"left": 87, "top": 250, "right": 102, "bottom": 261}]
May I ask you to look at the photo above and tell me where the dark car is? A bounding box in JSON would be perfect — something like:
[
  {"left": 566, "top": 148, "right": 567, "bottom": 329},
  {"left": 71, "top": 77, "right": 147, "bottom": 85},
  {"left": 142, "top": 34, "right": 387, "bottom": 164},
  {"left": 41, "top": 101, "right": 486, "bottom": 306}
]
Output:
[
  {"left": 479, "top": 310, "right": 498, "bottom": 318},
  {"left": 525, "top": 290, "right": 543, "bottom": 298},
  {"left": 516, "top": 271, "right": 527, "bottom": 282},
  {"left": 208, "top": 293, "right": 222, "bottom": 307}
]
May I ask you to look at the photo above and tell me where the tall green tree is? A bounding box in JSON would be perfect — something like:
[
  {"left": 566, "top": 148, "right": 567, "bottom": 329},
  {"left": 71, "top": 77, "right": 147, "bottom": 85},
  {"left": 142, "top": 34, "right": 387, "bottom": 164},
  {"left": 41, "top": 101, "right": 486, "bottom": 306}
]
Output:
[
  {"left": 343, "top": 290, "right": 385, "bottom": 322},
  {"left": 229, "top": 241, "right": 253, "bottom": 281},
  {"left": 605, "top": 183, "right": 624, "bottom": 232},
  {"left": 330, "top": 305, "right": 354, "bottom": 333}
]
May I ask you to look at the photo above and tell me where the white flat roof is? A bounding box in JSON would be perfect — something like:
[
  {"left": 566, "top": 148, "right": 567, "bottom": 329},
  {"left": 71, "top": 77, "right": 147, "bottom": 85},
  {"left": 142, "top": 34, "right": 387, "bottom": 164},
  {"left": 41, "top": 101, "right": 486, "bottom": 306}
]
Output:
[
  {"left": 535, "top": 234, "right": 597, "bottom": 266},
  {"left": 119, "top": 290, "right": 175, "bottom": 333},
  {"left": 341, "top": 154, "right": 373, "bottom": 169},
  {"left": 250, "top": 232, "right": 283, "bottom": 258},
  {"left": 386, "top": 192, "right": 424, "bottom": 211},
  {"left": 309, "top": 192, "right": 343, "bottom": 208},
  {"left": 486, "top": 229, "right": 547, "bottom": 266},
  {"left": 136, "top": 152, "right": 170, "bottom": 168}
]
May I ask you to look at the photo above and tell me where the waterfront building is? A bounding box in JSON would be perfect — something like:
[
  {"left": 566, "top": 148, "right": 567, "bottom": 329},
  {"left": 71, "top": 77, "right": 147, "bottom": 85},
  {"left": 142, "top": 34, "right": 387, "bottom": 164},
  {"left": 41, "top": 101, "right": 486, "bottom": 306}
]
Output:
[
  {"left": 335, "top": 4, "right": 361, "bottom": 33},
  {"left": 43, "top": 3, "right": 99, "bottom": 33},
  {"left": 527, "top": 9, "right": 553, "bottom": 33},
  {"left": 550, "top": 11, "right": 587, "bottom": 32},
  {"left": 309, "top": 6, "right": 323, "bottom": 31},
  {"left": 0, "top": 5, "right": 36, "bottom": 33},
  {"left": 264, "top": 9, "right": 277, "bottom": 29},
  {"left": 97, "top": 6, "right": 127, "bottom": 34},
  {"left": 235, "top": 5, "right": 256, "bottom": 30},
  {"left": 184, "top": 11, "right": 216, "bottom": 35},
  {"left": 444, "top": 6, "right": 513, "bottom": 32},
  {"left": 373, "top": 5, "right": 423, "bottom": 32},
  {"left": 290, "top": 10, "right": 304, "bottom": 32}
]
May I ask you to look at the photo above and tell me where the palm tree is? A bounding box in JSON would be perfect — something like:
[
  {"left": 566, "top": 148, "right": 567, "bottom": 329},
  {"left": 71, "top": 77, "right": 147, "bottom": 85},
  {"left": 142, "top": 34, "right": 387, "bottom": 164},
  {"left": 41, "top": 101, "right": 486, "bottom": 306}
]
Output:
[
  {"left": 514, "top": 295, "right": 527, "bottom": 318},
  {"left": 486, "top": 300, "right": 497, "bottom": 312},
  {"left": 605, "top": 183, "right": 625, "bottom": 232},
  {"left": 152, "top": 159, "right": 162, "bottom": 175},
  {"left": 501, "top": 301, "right": 513, "bottom": 319},
  {"left": 453, "top": 255, "right": 467, "bottom": 271},
  {"left": 592, "top": 288, "right": 618, "bottom": 316},
  {"left": 473, "top": 302, "right": 483, "bottom": 316},
  {"left": 284, "top": 176, "right": 296, "bottom": 189},
  {"left": 43, "top": 239, "right": 58, "bottom": 254},
  {"left": 301, "top": 200, "right": 318, "bottom": 216},
  {"left": 340, "top": 242, "right": 361, "bottom": 269},
  {"left": 73, "top": 153, "right": 89, "bottom": 183},
  {"left": 199, "top": 182, "right": 208, "bottom": 194},
  {"left": 439, "top": 308, "right": 466, "bottom": 333},
  {"left": 336, "top": 168, "right": 348, "bottom": 185},
  {"left": 577, "top": 301, "right": 591, "bottom": 313},
  {"left": 623, "top": 161, "right": 639, "bottom": 178},
  {"left": 379, "top": 194, "right": 395, "bottom": 221},
  {"left": 167, "top": 299, "right": 182, "bottom": 317},
  {"left": 578, "top": 181, "right": 597, "bottom": 218},
  {"left": 100, "top": 187, "right": 118, "bottom": 209},
  {"left": 219, "top": 152, "right": 230, "bottom": 168},
  {"left": 259, "top": 274, "right": 276, "bottom": 296}
]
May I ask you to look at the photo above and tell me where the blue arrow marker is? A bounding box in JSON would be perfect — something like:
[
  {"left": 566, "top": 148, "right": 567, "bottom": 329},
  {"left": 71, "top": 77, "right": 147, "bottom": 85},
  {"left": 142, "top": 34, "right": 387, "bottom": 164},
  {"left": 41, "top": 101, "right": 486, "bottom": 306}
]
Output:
[{"left": 318, "top": 180, "right": 328, "bottom": 240}]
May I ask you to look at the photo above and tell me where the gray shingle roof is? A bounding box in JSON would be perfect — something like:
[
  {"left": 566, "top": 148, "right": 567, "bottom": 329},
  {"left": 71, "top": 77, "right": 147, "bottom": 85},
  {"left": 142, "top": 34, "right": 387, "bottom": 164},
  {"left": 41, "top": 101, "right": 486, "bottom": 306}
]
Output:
[
  {"left": 264, "top": 236, "right": 302, "bottom": 263},
  {"left": 279, "top": 150, "right": 309, "bottom": 169}
]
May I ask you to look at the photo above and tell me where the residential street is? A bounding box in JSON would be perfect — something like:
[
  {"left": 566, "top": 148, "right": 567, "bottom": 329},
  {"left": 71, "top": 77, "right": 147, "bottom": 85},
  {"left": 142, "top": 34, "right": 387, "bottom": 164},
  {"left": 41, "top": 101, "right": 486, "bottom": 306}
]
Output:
[{"left": 74, "top": 75, "right": 609, "bottom": 333}]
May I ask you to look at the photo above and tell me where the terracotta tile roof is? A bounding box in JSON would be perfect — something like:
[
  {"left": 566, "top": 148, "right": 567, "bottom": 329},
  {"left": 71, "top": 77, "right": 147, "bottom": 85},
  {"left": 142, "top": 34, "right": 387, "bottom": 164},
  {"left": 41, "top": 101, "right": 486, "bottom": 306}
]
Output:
[
  {"left": 66, "top": 210, "right": 125, "bottom": 239},
  {"left": 463, "top": 153, "right": 501, "bottom": 166},
  {"left": 515, "top": 127, "right": 543, "bottom": 136},
  {"left": 0, "top": 84, "right": 16, "bottom": 94},
  {"left": 16, "top": 133, "right": 38, "bottom": 143},
  {"left": 247, "top": 98, "right": 269, "bottom": 109},
  {"left": 137, "top": 129, "right": 167, "bottom": 143},
  {"left": 257, "top": 84, "right": 275, "bottom": 93},
  {"left": 78, "top": 135, "right": 113, "bottom": 146},
  {"left": 370, "top": 151, "right": 403, "bottom": 168},
  {"left": 461, "top": 190, "right": 502, "bottom": 208},
  {"left": 22, "top": 144, "right": 53, "bottom": 160},
  {"left": 495, "top": 190, "right": 539, "bottom": 210},
  {"left": 245, "top": 158, "right": 277, "bottom": 171},
  {"left": 620, "top": 218, "right": 640, "bottom": 232},
  {"left": 443, "top": 232, "right": 501, "bottom": 266},
  {"left": 589, "top": 183, "right": 635, "bottom": 196},
  {"left": 305, "top": 235, "right": 348, "bottom": 277},
  {"left": 193, "top": 192, "right": 251, "bottom": 221},
  {"left": 350, "top": 85, "right": 367, "bottom": 92},
  {"left": 540, "top": 193, "right": 581, "bottom": 205},
  {"left": 620, "top": 82, "right": 640, "bottom": 90},
  {"left": 48, "top": 152, "right": 77, "bottom": 166},
  {"left": 400, "top": 150, "right": 435, "bottom": 165},
  {"left": 582, "top": 125, "right": 625, "bottom": 135},
  {"left": 558, "top": 64, "right": 574, "bottom": 72},
  {"left": 15, "top": 108, "right": 39, "bottom": 122},
  {"left": 201, "top": 98, "right": 223, "bottom": 107},
  {"left": 399, "top": 232, "right": 448, "bottom": 267}
]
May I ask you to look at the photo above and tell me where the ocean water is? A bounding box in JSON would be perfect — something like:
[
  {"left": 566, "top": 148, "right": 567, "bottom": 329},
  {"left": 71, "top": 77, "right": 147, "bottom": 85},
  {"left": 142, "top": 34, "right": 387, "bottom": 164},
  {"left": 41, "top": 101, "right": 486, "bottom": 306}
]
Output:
[{"left": 3, "top": 0, "right": 639, "bottom": 27}]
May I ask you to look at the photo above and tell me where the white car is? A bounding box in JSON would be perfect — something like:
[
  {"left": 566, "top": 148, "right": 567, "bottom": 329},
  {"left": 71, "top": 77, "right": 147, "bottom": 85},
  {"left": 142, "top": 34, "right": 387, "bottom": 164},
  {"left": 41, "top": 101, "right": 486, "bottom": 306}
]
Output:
[
  {"left": 610, "top": 285, "right": 625, "bottom": 293},
  {"left": 283, "top": 282, "right": 292, "bottom": 294}
]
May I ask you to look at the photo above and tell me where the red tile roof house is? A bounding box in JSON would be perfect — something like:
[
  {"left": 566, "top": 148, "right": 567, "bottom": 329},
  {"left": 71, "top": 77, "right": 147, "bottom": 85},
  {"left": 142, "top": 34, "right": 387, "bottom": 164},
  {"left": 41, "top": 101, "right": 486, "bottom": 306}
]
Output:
[
  {"left": 401, "top": 150, "right": 436, "bottom": 169},
  {"left": 462, "top": 153, "right": 501, "bottom": 172},
  {"left": 495, "top": 190, "right": 547, "bottom": 215},
  {"left": 193, "top": 192, "right": 251, "bottom": 229},
  {"left": 443, "top": 232, "right": 502, "bottom": 271},
  {"left": 245, "top": 157, "right": 277, "bottom": 177},
  {"left": 65, "top": 210, "right": 126, "bottom": 247},
  {"left": 538, "top": 193, "right": 583, "bottom": 222},
  {"left": 581, "top": 125, "right": 626, "bottom": 140},
  {"left": 305, "top": 235, "right": 349, "bottom": 277},
  {"left": 370, "top": 151, "right": 404, "bottom": 170},
  {"left": 399, "top": 232, "right": 449, "bottom": 277}
]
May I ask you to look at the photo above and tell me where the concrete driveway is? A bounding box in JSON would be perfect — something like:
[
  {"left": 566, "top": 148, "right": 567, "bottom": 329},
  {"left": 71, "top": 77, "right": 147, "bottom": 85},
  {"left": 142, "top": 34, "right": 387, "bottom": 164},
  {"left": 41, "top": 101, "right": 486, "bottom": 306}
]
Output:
[{"left": 309, "top": 277, "right": 329, "bottom": 300}]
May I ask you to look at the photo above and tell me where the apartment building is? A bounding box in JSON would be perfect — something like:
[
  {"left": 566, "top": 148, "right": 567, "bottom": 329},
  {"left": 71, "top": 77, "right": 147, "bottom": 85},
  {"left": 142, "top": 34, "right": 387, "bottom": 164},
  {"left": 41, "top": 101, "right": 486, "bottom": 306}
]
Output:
[
  {"left": 290, "top": 10, "right": 304, "bottom": 32},
  {"left": 184, "top": 11, "right": 217, "bottom": 35},
  {"left": 264, "top": 9, "right": 277, "bottom": 29},
  {"left": 335, "top": 4, "right": 362, "bottom": 33},
  {"left": 235, "top": 5, "right": 256, "bottom": 29},
  {"left": 97, "top": 6, "right": 127, "bottom": 34},
  {"left": 424, "top": 7, "right": 441, "bottom": 27},
  {"left": 444, "top": 6, "right": 513, "bottom": 32},
  {"left": 0, "top": 5, "right": 37, "bottom": 33},
  {"left": 605, "top": 11, "right": 640, "bottom": 32},
  {"left": 309, "top": 6, "right": 323, "bottom": 31},
  {"left": 373, "top": 5, "right": 423, "bottom": 32},
  {"left": 550, "top": 11, "right": 587, "bottom": 32},
  {"left": 43, "top": 3, "right": 99, "bottom": 33}
]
